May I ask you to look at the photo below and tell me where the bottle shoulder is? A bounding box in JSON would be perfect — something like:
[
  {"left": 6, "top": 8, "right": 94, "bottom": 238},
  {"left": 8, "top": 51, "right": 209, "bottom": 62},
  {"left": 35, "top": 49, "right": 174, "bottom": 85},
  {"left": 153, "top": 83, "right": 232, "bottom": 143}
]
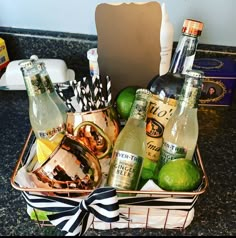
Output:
[
  {"left": 148, "top": 72, "right": 185, "bottom": 99},
  {"left": 164, "top": 108, "right": 198, "bottom": 132}
]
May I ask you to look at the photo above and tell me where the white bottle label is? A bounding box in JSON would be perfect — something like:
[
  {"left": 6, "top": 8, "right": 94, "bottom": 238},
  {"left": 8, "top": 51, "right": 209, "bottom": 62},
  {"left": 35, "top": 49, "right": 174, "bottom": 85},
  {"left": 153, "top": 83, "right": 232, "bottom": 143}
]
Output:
[
  {"left": 160, "top": 140, "right": 187, "bottom": 166},
  {"left": 107, "top": 150, "right": 143, "bottom": 190},
  {"left": 146, "top": 94, "right": 177, "bottom": 162}
]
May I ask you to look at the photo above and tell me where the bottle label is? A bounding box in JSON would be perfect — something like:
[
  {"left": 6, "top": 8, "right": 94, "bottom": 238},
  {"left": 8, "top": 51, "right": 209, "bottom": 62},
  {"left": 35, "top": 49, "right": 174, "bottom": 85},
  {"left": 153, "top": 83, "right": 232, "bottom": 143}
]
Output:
[
  {"left": 24, "top": 74, "right": 46, "bottom": 96},
  {"left": 181, "top": 84, "right": 199, "bottom": 108},
  {"left": 37, "top": 123, "right": 65, "bottom": 140},
  {"left": 130, "top": 98, "right": 149, "bottom": 121},
  {"left": 107, "top": 150, "right": 143, "bottom": 190},
  {"left": 146, "top": 94, "right": 177, "bottom": 162},
  {"left": 159, "top": 141, "right": 187, "bottom": 166},
  {"left": 41, "top": 75, "right": 55, "bottom": 93}
]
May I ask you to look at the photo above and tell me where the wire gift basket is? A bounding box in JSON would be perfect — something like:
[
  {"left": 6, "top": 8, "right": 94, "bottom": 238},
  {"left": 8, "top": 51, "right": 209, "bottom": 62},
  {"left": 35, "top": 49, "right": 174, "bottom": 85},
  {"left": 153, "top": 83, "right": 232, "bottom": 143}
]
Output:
[
  {"left": 11, "top": 70, "right": 208, "bottom": 236},
  {"left": 11, "top": 128, "right": 208, "bottom": 236}
]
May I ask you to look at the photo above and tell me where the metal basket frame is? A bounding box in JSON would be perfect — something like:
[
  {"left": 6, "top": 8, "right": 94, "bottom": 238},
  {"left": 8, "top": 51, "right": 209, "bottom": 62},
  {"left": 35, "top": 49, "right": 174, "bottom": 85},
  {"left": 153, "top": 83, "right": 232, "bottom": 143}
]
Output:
[{"left": 11, "top": 129, "right": 209, "bottom": 231}]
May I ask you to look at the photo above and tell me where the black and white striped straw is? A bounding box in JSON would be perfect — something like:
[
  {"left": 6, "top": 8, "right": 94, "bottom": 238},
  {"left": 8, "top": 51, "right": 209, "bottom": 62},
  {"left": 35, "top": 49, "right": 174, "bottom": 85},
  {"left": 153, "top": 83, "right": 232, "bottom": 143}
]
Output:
[{"left": 106, "top": 75, "right": 112, "bottom": 106}]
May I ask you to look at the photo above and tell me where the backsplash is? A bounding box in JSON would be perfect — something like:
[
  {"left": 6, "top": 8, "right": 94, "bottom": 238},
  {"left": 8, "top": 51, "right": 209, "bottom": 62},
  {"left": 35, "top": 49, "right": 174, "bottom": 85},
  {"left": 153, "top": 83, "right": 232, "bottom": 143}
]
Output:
[{"left": 0, "top": 27, "right": 236, "bottom": 80}]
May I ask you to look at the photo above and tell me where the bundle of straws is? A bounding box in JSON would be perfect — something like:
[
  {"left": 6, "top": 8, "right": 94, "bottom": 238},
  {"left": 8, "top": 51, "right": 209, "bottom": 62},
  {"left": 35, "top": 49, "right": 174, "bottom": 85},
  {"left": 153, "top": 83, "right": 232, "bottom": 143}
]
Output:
[{"left": 55, "top": 75, "right": 112, "bottom": 113}]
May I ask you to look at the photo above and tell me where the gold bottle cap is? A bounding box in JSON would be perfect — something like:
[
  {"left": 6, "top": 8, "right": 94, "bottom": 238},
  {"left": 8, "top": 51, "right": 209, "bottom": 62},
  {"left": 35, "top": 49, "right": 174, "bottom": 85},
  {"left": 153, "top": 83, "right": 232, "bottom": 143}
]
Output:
[{"left": 182, "top": 19, "right": 204, "bottom": 36}]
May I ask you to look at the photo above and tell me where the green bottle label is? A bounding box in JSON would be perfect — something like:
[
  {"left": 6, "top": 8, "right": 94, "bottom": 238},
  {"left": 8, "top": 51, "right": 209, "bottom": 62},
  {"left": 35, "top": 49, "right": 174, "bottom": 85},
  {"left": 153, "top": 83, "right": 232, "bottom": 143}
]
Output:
[
  {"left": 180, "top": 83, "right": 200, "bottom": 108},
  {"left": 41, "top": 75, "right": 54, "bottom": 93},
  {"left": 130, "top": 98, "right": 149, "bottom": 121},
  {"left": 159, "top": 141, "right": 187, "bottom": 166},
  {"left": 25, "top": 74, "right": 46, "bottom": 96},
  {"left": 107, "top": 150, "right": 143, "bottom": 190}
]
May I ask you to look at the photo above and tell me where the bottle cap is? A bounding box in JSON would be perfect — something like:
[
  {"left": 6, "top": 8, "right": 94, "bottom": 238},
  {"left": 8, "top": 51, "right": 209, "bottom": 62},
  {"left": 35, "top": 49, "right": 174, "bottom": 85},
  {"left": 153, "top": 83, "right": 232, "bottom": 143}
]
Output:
[
  {"left": 182, "top": 19, "right": 204, "bottom": 36},
  {"left": 18, "top": 59, "right": 34, "bottom": 69},
  {"left": 87, "top": 48, "right": 98, "bottom": 61},
  {"left": 30, "top": 55, "right": 39, "bottom": 62},
  {"left": 136, "top": 88, "right": 152, "bottom": 96}
]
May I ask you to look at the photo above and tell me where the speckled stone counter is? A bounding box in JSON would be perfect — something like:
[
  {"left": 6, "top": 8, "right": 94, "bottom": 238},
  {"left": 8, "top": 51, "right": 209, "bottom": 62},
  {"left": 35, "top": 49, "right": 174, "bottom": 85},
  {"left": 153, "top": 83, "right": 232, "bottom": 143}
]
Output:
[{"left": 0, "top": 28, "right": 236, "bottom": 236}]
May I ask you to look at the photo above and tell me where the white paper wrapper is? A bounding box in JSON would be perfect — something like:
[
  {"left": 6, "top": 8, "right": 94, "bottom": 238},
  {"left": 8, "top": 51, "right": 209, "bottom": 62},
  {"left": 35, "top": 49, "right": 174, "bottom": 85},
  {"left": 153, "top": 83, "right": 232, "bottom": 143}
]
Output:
[{"left": 92, "top": 207, "right": 194, "bottom": 230}]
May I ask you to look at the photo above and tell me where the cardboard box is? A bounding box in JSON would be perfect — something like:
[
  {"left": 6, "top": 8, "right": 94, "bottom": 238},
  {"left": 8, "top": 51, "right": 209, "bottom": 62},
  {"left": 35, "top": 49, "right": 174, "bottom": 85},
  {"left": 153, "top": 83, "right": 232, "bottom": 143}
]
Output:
[
  {"left": 193, "top": 57, "right": 236, "bottom": 106},
  {"left": 0, "top": 38, "right": 9, "bottom": 70}
]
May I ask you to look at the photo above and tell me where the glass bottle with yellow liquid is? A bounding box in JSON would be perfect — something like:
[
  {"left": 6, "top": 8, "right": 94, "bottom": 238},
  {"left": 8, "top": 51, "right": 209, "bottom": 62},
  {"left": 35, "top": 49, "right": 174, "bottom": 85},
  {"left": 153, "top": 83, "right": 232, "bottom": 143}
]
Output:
[
  {"left": 19, "top": 60, "right": 65, "bottom": 140},
  {"left": 107, "top": 89, "right": 151, "bottom": 192},
  {"left": 158, "top": 69, "right": 204, "bottom": 169}
]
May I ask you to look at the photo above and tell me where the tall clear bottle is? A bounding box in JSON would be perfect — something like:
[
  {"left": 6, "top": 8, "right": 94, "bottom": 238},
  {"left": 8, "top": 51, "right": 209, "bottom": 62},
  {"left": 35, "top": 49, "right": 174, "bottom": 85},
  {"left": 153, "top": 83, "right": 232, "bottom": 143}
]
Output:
[
  {"left": 107, "top": 89, "right": 151, "bottom": 192},
  {"left": 144, "top": 19, "right": 204, "bottom": 180},
  {"left": 158, "top": 69, "right": 204, "bottom": 170},
  {"left": 19, "top": 60, "right": 65, "bottom": 140}
]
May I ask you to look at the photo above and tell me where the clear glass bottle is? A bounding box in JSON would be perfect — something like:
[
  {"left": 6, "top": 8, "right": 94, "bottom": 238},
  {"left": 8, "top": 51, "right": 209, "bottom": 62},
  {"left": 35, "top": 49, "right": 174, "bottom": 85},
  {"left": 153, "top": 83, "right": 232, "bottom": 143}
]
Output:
[
  {"left": 106, "top": 89, "right": 151, "bottom": 192},
  {"left": 36, "top": 61, "right": 69, "bottom": 123},
  {"left": 144, "top": 19, "right": 204, "bottom": 174},
  {"left": 19, "top": 60, "right": 65, "bottom": 140},
  {"left": 158, "top": 69, "right": 204, "bottom": 169}
]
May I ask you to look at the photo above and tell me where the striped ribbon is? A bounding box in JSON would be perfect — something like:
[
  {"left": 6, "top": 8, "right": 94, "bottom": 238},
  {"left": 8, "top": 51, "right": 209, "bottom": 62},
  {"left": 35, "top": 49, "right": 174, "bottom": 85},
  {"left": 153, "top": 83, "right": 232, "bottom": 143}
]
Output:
[
  {"left": 22, "top": 187, "right": 120, "bottom": 236},
  {"left": 22, "top": 187, "right": 198, "bottom": 236}
]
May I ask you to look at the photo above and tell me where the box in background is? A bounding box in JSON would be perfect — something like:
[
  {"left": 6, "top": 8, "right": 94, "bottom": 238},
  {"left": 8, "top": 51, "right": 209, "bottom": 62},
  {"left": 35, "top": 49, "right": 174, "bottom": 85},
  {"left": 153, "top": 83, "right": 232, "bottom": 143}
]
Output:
[
  {"left": 0, "top": 38, "right": 10, "bottom": 70},
  {"left": 193, "top": 57, "right": 236, "bottom": 106}
]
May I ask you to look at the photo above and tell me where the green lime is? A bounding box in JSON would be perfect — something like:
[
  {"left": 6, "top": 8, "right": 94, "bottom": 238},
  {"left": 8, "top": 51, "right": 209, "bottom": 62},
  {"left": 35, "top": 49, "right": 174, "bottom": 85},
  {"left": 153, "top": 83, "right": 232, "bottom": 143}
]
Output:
[
  {"left": 115, "top": 86, "right": 139, "bottom": 120},
  {"left": 157, "top": 159, "right": 202, "bottom": 191}
]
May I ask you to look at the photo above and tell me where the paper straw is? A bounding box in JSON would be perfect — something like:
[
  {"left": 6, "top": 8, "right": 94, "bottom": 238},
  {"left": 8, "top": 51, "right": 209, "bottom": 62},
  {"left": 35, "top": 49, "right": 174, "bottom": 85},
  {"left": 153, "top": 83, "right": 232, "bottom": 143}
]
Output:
[
  {"left": 80, "top": 77, "right": 92, "bottom": 112},
  {"left": 65, "top": 99, "right": 75, "bottom": 113},
  {"left": 75, "top": 81, "right": 83, "bottom": 113},
  {"left": 93, "top": 75, "right": 105, "bottom": 109},
  {"left": 99, "top": 81, "right": 106, "bottom": 108},
  {"left": 106, "top": 75, "right": 112, "bottom": 106}
]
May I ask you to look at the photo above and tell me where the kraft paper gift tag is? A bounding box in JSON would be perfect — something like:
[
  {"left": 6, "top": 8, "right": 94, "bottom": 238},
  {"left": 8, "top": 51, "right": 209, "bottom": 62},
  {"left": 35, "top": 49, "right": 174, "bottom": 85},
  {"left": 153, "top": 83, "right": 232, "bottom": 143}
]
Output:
[{"left": 95, "top": 1, "right": 162, "bottom": 99}]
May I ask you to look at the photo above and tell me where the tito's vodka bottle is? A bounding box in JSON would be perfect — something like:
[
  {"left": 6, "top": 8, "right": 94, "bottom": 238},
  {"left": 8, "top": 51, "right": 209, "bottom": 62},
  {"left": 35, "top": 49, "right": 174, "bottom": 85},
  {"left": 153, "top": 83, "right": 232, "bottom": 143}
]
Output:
[
  {"left": 19, "top": 60, "right": 65, "bottom": 140},
  {"left": 107, "top": 89, "right": 151, "bottom": 192},
  {"left": 144, "top": 19, "right": 204, "bottom": 180},
  {"left": 158, "top": 69, "right": 204, "bottom": 168}
]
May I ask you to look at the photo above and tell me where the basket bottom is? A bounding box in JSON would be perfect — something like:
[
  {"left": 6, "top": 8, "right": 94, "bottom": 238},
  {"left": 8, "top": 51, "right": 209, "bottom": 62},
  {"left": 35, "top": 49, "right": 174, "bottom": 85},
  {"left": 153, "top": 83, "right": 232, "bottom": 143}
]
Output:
[{"left": 91, "top": 207, "right": 194, "bottom": 230}]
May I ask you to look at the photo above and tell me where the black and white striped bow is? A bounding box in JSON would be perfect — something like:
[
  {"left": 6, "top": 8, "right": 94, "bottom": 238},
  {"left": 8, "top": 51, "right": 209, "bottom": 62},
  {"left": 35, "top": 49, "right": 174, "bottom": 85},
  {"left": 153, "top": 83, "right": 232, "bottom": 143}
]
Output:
[{"left": 22, "top": 187, "right": 120, "bottom": 236}]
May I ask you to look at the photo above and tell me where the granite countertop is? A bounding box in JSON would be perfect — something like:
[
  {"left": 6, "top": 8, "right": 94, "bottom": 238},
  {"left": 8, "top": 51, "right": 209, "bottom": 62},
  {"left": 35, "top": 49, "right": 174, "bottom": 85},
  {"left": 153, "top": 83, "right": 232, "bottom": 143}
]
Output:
[
  {"left": 0, "top": 88, "right": 235, "bottom": 236},
  {"left": 0, "top": 26, "right": 236, "bottom": 236}
]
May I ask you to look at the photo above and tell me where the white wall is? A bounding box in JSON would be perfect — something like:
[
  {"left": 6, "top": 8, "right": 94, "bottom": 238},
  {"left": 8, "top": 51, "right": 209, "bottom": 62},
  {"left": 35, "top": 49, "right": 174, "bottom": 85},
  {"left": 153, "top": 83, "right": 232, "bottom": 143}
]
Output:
[{"left": 0, "top": 0, "right": 235, "bottom": 47}]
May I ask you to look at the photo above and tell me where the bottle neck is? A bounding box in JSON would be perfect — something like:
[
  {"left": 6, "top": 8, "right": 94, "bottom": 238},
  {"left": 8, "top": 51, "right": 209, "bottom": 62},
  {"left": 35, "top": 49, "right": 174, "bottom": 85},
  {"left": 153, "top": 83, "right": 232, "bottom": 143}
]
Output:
[
  {"left": 23, "top": 73, "right": 46, "bottom": 97},
  {"left": 129, "top": 94, "right": 150, "bottom": 121},
  {"left": 37, "top": 63, "right": 55, "bottom": 94},
  {"left": 40, "top": 73, "right": 55, "bottom": 94},
  {"left": 178, "top": 78, "right": 202, "bottom": 109},
  {"left": 168, "top": 33, "right": 199, "bottom": 75}
]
